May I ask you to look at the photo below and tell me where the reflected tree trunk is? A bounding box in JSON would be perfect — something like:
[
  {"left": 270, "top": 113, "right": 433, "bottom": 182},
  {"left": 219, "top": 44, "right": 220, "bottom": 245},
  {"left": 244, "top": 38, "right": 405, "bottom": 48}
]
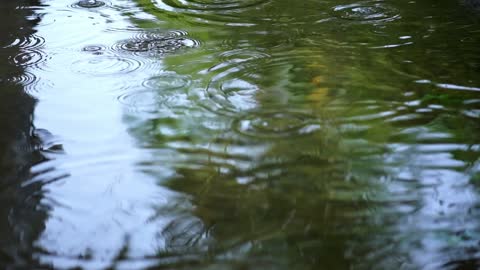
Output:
[{"left": 0, "top": 0, "right": 49, "bottom": 267}]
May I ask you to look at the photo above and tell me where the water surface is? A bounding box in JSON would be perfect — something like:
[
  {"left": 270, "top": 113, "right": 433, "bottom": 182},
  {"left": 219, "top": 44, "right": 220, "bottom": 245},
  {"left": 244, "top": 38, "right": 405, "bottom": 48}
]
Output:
[{"left": 1, "top": 0, "right": 480, "bottom": 269}]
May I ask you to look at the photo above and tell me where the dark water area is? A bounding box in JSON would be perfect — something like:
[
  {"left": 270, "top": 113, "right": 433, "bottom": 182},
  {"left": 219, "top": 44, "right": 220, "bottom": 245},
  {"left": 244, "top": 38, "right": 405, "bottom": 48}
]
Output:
[
  {"left": 0, "top": 0, "right": 50, "bottom": 267},
  {"left": 1, "top": 0, "right": 480, "bottom": 269}
]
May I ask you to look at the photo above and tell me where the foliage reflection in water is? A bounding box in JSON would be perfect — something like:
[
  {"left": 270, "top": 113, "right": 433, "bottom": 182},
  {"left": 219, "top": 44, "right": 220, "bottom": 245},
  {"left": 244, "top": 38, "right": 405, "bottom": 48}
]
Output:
[{"left": 0, "top": 0, "right": 480, "bottom": 269}]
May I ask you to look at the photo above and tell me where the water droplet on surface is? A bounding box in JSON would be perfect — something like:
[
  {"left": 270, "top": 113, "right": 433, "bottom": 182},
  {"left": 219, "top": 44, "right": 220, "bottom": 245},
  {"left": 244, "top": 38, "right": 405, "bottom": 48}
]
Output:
[
  {"left": 3, "top": 34, "right": 45, "bottom": 50},
  {"left": 118, "top": 89, "right": 191, "bottom": 115},
  {"left": 233, "top": 110, "right": 319, "bottom": 139},
  {"left": 76, "top": 0, "right": 105, "bottom": 8},
  {"left": 71, "top": 55, "right": 142, "bottom": 76},
  {"left": 142, "top": 73, "right": 191, "bottom": 90},
  {"left": 82, "top": 45, "right": 106, "bottom": 54},
  {"left": 10, "top": 50, "right": 47, "bottom": 67},
  {"left": 113, "top": 31, "right": 199, "bottom": 57},
  {"left": 333, "top": 2, "right": 399, "bottom": 23}
]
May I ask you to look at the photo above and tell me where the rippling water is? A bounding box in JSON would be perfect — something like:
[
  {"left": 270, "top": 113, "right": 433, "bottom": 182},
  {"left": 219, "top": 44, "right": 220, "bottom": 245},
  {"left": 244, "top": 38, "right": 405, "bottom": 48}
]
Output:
[{"left": 1, "top": 0, "right": 480, "bottom": 269}]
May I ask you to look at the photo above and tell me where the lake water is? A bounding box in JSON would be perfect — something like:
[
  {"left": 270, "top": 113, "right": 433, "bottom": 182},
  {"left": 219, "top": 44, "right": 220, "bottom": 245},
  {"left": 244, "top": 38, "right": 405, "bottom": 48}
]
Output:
[{"left": 1, "top": 0, "right": 480, "bottom": 269}]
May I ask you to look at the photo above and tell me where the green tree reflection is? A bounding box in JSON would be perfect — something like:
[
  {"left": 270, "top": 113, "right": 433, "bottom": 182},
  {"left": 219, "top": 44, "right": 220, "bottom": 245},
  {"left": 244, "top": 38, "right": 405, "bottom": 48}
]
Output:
[{"left": 124, "top": 0, "right": 480, "bottom": 268}]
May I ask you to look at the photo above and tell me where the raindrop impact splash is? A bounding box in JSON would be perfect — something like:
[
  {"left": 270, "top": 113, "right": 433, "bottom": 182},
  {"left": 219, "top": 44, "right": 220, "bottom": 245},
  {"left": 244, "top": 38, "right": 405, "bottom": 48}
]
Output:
[
  {"left": 75, "top": 0, "right": 106, "bottom": 8},
  {"left": 332, "top": 1, "right": 400, "bottom": 23}
]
